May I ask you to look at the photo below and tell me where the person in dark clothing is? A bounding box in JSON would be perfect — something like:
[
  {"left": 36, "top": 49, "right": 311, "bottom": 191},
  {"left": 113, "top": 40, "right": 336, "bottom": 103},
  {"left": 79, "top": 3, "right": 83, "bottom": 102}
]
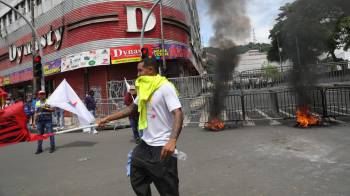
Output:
[
  {"left": 98, "top": 58, "right": 184, "bottom": 196},
  {"left": 32, "top": 90, "right": 55, "bottom": 154},
  {"left": 124, "top": 85, "right": 141, "bottom": 143},
  {"left": 85, "top": 90, "right": 96, "bottom": 113},
  {"left": 84, "top": 90, "right": 98, "bottom": 134},
  {"left": 23, "top": 97, "right": 34, "bottom": 131}
]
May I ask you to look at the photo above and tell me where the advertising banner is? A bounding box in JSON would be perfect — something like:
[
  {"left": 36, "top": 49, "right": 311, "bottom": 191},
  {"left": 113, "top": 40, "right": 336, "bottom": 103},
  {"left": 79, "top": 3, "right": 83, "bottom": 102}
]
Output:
[
  {"left": 61, "top": 53, "right": 81, "bottom": 72},
  {"left": 80, "top": 49, "right": 110, "bottom": 67},
  {"left": 44, "top": 59, "right": 61, "bottom": 76},
  {"left": 61, "top": 49, "right": 110, "bottom": 72},
  {"left": 2, "top": 77, "right": 10, "bottom": 86},
  {"left": 152, "top": 44, "right": 191, "bottom": 60}
]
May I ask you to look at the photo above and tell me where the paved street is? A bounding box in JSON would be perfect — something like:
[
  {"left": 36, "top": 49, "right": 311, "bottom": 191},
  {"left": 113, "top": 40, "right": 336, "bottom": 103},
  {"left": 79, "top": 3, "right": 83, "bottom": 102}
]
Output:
[{"left": 1, "top": 122, "right": 350, "bottom": 196}]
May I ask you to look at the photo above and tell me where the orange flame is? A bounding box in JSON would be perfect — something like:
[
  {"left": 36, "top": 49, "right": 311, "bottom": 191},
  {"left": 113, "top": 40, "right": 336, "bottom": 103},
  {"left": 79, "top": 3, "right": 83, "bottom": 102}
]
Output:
[
  {"left": 296, "top": 106, "right": 320, "bottom": 128},
  {"left": 204, "top": 118, "right": 225, "bottom": 131}
]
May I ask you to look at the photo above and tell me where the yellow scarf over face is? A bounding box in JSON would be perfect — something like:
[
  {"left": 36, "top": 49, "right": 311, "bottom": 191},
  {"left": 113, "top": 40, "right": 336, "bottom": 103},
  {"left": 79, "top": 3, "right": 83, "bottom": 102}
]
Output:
[{"left": 135, "top": 74, "right": 173, "bottom": 130}]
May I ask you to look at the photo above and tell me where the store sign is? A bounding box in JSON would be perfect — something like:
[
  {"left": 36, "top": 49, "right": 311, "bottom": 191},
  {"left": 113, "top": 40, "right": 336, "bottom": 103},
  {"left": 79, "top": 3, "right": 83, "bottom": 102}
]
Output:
[
  {"left": 126, "top": 6, "right": 156, "bottom": 32},
  {"left": 61, "top": 48, "right": 110, "bottom": 72},
  {"left": 44, "top": 59, "right": 61, "bottom": 76},
  {"left": 8, "top": 26, "right": 64, "bottom": 63},
  {"left": 110, "top": 45, "right": 152, "bottom": 64},
  {"left": 110, "top": 44, "right": 190, "bottom": 65},
  {"left": 152, "top": 44, "right": 191, "bottom": 59}
]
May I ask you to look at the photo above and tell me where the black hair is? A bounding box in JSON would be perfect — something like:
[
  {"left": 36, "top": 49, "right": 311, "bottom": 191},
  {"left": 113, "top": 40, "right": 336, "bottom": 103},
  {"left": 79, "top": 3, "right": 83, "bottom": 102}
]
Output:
[{"left": 141, "top": 56, "right": 159, "bottom": 73}]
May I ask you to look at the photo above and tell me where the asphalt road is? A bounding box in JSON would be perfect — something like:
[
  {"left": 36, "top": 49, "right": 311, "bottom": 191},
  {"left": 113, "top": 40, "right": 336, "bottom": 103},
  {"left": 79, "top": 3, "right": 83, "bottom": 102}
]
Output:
[{"left": 1, "top": 123, "right": 350, "bottom": 196}]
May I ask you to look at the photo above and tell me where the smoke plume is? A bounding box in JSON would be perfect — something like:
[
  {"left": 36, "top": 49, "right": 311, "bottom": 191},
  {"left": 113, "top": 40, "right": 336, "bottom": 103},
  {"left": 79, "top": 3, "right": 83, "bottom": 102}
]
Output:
[
  {"left": 206, "top": 0, "right": 251, "bottom": 48},
  {"left": 205, "top": 0, "right": 251, "bottom": 120}
]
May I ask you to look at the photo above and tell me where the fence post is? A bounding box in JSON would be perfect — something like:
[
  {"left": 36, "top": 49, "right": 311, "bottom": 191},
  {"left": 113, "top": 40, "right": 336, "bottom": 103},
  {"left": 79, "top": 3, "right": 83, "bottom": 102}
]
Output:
[
  {"left": 239, "top": 72, "right": 243, "bottom": 90},
  {"left": 321, "top": 88, "right": 328, "bottom": 118},
  {"left": 269, "top": 90, "right": 279, "bottom": 115},
  {"left": 241, "top": 94, "right": 246, "bottom": 121}
]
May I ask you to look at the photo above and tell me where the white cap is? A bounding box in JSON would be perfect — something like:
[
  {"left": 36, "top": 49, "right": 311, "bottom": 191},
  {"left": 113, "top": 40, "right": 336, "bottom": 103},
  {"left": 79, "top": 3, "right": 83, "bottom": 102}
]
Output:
[{"left": 129, "top": 85, "right": 136, "bottom": 90}]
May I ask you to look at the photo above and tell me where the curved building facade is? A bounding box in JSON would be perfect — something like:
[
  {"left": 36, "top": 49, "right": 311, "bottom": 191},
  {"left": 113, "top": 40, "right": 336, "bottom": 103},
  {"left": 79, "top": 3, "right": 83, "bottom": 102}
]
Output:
[{"left": 0, "top": 0, "right": 202, "bottom": 99}]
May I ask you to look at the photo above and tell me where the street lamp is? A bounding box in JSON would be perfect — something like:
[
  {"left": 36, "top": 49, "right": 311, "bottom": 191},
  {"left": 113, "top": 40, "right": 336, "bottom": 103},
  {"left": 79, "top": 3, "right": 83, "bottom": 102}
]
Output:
[
  {"left": 0, "top": 0, "right": 45, "bottom": 92},
  {"left": 140, "top": 0, "right": 164, "bottom": 75}
]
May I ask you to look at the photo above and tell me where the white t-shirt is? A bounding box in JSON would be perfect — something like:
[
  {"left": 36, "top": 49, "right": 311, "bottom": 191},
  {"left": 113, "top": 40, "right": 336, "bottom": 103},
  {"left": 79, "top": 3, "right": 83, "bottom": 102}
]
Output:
[{"left": 134, "top": 83, "right": 181, "bottom": 146}]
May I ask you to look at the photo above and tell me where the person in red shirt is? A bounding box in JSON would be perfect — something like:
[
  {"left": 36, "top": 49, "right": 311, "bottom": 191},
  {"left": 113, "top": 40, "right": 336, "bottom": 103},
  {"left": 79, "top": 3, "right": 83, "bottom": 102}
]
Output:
[{"left": 124, "top": 85, "right": 141, "bottom": 143}]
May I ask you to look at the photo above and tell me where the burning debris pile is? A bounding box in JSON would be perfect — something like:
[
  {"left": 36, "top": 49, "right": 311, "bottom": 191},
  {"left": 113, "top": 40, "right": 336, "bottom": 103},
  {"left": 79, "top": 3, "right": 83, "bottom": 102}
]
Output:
[
  {"left": 204, "top": 118, "right": 225, "bottom": 132},
  {"left": 296, "top": 106, "right": 321, "bottom": 128},
  {"left": 203, "top": 0, "right": 250, "bottom": 131}
]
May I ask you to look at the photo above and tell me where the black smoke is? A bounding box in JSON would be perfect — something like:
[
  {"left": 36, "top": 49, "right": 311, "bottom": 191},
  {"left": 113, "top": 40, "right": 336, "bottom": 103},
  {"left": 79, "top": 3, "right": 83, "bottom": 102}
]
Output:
[
  {"left": 204, "top": 0, "right": 251, "bottom": 120},
  {"left": 276, "top": 0, "right": 350, "bottom": 107},
  {"left": 205, "top": 0, "right": 251, "bottom": 47}
]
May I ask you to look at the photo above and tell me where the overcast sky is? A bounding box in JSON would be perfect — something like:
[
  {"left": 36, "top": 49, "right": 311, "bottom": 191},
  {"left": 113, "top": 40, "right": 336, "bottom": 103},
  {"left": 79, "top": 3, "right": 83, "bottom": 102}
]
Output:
[{"left": 197, "top": 0, "right": 294, "bottom": 46}]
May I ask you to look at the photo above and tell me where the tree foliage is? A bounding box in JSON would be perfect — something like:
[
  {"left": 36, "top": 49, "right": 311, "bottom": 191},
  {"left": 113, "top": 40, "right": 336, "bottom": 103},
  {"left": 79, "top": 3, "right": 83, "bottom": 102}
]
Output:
[
  {"left": 262, "top": 63, "right": 281, "bottom": 80},
  {"left": 268, "top": 0, "right": 350, "bottom": 64}
]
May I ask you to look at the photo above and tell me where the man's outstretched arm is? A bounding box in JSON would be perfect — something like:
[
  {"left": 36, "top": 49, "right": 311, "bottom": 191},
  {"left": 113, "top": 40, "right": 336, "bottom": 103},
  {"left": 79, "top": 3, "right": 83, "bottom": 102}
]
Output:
[{"left": 97, "top": 103, "right": 137, "bottom": 127}]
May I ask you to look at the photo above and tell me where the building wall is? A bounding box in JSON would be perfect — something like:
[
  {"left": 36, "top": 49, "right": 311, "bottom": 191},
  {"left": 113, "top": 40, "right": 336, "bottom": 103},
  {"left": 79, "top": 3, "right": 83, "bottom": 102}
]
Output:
[
  {"left": 236, "top": 50, "right": 269, "bottom": 72},
  {"left": 0, "top": 0, "right": 203, "bottom": 99},
  {"left": 0, "top": 1, "right": 196, "bottom": 73}
]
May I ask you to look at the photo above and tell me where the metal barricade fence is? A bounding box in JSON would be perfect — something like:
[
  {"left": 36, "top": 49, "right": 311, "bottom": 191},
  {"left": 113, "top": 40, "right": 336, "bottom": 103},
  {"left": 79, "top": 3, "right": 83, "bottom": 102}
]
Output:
[
  {"left": 66, "top": 87, "right": 349, "bottom": 128},
  {"left": 243, "top": 91, "right": 282, "bottom": 120},
  {"left": 107, "top": 75, "right": 215, "bottom": 100},
  {"left": 103, "top": 61, "right": 350, "bottom": 125},
  {"left": 324, "top": 87, "right": 350, "bottom": 118},
  {"left": 240, "top": 66, "right": 290, "bottom": 90},
  {"left": 95, "top": 98, "right": 130, "bottom": 128},
  {"left": 107, "top": 61, "right": 350, "bottom": 100},
  {"left": 316, "top": 62, "right": 350, "bottom": 84},
  {"left": 169, "top": 75, "right": 214, "bottom": 98},
  {"left": 95, "top": 99, "right": 122, "bottom": 118},
  {"left": 107, "top": 80, "right": 135, "bottom": 100}
]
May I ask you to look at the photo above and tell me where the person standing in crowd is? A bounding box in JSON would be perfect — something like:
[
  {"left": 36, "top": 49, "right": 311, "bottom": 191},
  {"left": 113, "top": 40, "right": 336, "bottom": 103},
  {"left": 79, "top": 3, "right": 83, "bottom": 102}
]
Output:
[
  {"left": 23, "top": 97, "right": 34, "bottom": 131},
  {"left": 53, "top": 107, "right": 65, "bottom": 129},
  {"left": 84, "top": 90, "right": 98, "bottom": 134},
  {"left": 98, "top": 57, "right": 184, "bottom": 196},
  {"left": 124, "top": 85, "right": 141, "bottom": 144},
  {"left": 30, "top": 95, "right": 38, "bottom": 126},
  {"left": 32, "top": 90, "right": 56, "bottom": 154}
]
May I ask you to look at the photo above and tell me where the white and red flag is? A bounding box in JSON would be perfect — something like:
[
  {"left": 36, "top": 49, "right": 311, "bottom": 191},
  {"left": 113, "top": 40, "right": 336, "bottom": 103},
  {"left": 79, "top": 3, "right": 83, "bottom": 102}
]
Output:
[{"left": 47, "top": 79, "right": 95, "bottom": 127}]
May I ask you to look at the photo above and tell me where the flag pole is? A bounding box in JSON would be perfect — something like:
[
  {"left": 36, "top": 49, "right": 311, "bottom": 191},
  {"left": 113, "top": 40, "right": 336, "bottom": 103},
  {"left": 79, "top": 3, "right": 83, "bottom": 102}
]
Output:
[
  {"left": 55, "top": 124, "right": 97, "bottom": 135},
  {"left": 124, "top": 77, "right": 135, "bottom": 101}
]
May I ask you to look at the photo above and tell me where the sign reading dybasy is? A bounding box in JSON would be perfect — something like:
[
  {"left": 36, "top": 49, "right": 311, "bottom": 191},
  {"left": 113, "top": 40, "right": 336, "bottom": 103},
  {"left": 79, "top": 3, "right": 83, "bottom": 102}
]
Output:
[{"left": 47, "top": 79, "right": 95, "bottom": 126}]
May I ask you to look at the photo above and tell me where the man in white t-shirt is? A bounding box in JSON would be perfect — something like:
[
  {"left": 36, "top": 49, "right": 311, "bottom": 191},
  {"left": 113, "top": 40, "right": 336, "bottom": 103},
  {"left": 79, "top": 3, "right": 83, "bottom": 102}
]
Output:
[{"left": 98, "top": 57, "right": 184, "bottom": 196}]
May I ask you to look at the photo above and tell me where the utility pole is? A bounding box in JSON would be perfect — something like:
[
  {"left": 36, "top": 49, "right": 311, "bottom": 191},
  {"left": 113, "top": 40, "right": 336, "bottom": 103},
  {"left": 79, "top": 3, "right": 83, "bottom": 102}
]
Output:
[
  {"left": 140, "top": 0, "right": 162, "bottom": 74},
  {"left": 159, "top": 0, "right": 166, "bottom": 74},
  {"left": 30, "top": 0, "right": 39, "bottom": 94}
]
